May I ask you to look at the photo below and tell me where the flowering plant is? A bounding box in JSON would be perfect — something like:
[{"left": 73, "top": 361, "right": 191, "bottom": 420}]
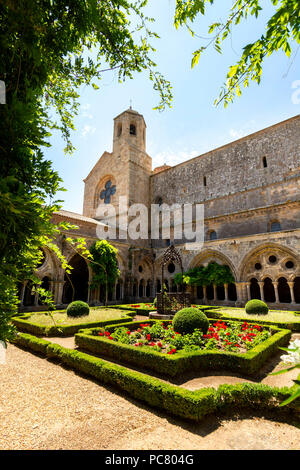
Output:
[
  {"left": 270, "top": 339, "right": 300, "bottom": 406},
  {"left": 96, "top": 320, "right": 271, "bottom": 355}
]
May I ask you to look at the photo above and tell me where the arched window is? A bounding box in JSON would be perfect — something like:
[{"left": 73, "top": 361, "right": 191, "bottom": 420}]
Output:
[
  {"left": 263, "top": 277, "right": 275, "bottom": 303},
  {"left": 270, "top": 221, "right": 281, "bottom": 232},
  {"left": 278, "top": 277, "right": 291, "bottom": 303},
  {"left": 262, "top": 156, "right": 267, "bottom": 168},
  {"left": 139, "top": 279, "right": 144, "bottom": 297},
  {"left": 250, "top": 278, "right": 261, "bottom": 300},
  {"left": 209, "top": 230, "right": 217, "bottom": 241},
  {"left": 130, "top": 124, "right": 136, "bottom": 135},
  {"left": 203, "top": 176, "right": 207, "bottom": 187},
  {"left": 146, "top": 280, "right": 151, "bottom": 297}
]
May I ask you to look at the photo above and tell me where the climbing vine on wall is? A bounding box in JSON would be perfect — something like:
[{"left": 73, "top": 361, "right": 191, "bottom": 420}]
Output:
[
  {"left": 174, "top": 262, "right": 234, "bottom": 287},
  {"left": 89, "top": 240, "right": 120, "bottom": 305}
]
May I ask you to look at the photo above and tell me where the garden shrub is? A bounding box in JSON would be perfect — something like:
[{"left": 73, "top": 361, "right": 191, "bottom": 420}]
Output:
[
  {"left": 173, "top": 307, "right": 209, "bottom": 335},
  {"left": 67, "top": 301, "right": 90, "bottom": 317},
  {"left": 12, "top": 332, "right": 300, "bottom": 421},
  {"left": 245, "top": 299, "right": 269, "bottom": 315}
]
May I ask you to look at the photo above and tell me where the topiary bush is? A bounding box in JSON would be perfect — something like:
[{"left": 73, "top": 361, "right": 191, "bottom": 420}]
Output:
[
  {"left": 172, "top": 308, "right": 209, "bottom": 335},
  {"left": 67, "top": 301, "right": 90, "bottom": 318},
  {"left": 245, "top": 299, "right": 269, "bottom": 315}
]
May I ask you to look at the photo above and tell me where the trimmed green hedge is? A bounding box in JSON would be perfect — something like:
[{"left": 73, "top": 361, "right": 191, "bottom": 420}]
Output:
[
  {"left": 12, "top": 332, "right": 300, "bottom": 422},
  {"left": 12, "top": 314, "right": 133, "bottom": 337},
  {"left": 75, "top": 319, "right": 291, "bottom": 377},
  {"left": 245, "top": 299, "right": 269, "bottom": 315},
  {"left": 67, "top": 301, "right": 90, "bottom": 317},
  {"left": 173, "top": 308, "right": 209, "bottom": 334},
  {"left": 204, "top": 308, "right": 300, "bottom": 332},
  {"left": 106, "top": 304, "right": 156, "bottom": 316}
]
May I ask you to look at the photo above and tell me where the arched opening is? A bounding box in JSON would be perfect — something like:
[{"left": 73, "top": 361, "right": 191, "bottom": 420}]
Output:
[
  {"left": 278, "top": 277, "right": 291, "bottom": 303},
  {"left": 156, "top": 279, "right": 161, "bottom": 294},
  {"left": 146, "top": 280, "right": 151, "bottom": 297},
  {"left": 294, "top": 277, "right": 300, "bottom": 304},
  {"left": 196, "top": 285, "right": 203, "bottom": 300},
  {"left": 132, "top": 281, "right": 137, "bottom": 297},
  {"left": 130, "top": 123, "right": 136, "bottom": 135},
  {"left": 250, "top": 278, "right": 261, "bottom": 300},
  {"left": 116, "top": 282, "right": 121, "bottom": 301},
  {"left": 62, "top": 254, "right": 89, "bottom": 304},
  {"left": 217, "top": 284, "right": 225, "bottom": 301},
  {"left": 263, "top": 277, "right": 275, "bottom": 303},
  {"left": 23, "top": 281, "right": 35, "bottom": 307},
  {"left": 209, "top": 230, "right": 217, "bottom": 241},
  {"left": 228, "top": 283, "right": 237, "bottom": 301},
  {"left": 270, "top": 221, "right": 281, "bottom": 232},
  {"left": 206, "top": 285, "right": 214, "bottom": 300},
  {"left": 139, "top": 279, "right": 144, "bottom": 298},
  {"left": 262, "top": 156, "right": 267, "bottom": 168},
  {"left": 38, "top": 276, "right": 50, "bottom": 305}
]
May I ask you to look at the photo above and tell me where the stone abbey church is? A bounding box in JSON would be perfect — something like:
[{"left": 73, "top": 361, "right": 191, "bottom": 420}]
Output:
[{"left": 20, "top": 108, "right": 300, "bottom": 311}]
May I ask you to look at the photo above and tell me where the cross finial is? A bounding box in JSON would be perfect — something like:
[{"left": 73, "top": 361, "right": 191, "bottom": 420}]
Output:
[{"left": 129, "top": 99, "right": 132, "bottom": 110}]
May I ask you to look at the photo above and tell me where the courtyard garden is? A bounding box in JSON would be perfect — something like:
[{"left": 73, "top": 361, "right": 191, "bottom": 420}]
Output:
[
  {"left": 8, "top": 299, "right": 299, "bottom": 428},
  {"left": 11, "top": 304, "right": 133, "bottom": 336}
]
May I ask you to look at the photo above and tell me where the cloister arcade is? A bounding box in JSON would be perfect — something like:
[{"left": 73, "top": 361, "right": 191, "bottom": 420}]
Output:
[{"left": 18, "top": 242, "right": 300, "bottom": 311}]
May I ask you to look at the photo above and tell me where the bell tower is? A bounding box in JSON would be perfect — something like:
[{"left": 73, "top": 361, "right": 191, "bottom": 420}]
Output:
[
  {"left": 83, "top": 108, "right": 152, "bottom": 226},
  {"left": 113, "top": 107, "right": 146, "bottom": 155}
]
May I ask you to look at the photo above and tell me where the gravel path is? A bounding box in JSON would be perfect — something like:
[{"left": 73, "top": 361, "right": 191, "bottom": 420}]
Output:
[{"left": 0, "top": 344, "right": 300, "bottom": 450}]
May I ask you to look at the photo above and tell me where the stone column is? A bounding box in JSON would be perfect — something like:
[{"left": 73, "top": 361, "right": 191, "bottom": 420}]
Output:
[
  {"left": 224, "top": 284, "right": 228, "bottom": 301},
  {"left": 287, "top": 281, "right": 295, "bottom": 304},
  {"left": 245, "top": 282, "right": 251, "bottom": 301},
  {"left": 55, "top": 280, "right": 65, "bottom": 305},
  {"left": 273, "top": 281, "right": 279, "bottom": 304},
  {"left": 203, "top": 286, "right": 207, "bottom": 304},
  {"left": 258, "top": 281, "right": 265, "bottom": 302},
  {"left": 34, "top": 290, "right": 39, "bottom": 306},
  {"left": 151, "top": 280, "right": 156, "bottom": 298},
  {"left": 235, "top": 282, "right": 247, "bottom": 306},
  {"left": 19, "top": 281, "right": 27, "bottom": 307},
  {"left": 112, "top": 283, "right": 116, "bottom": 301},
  {"left": 213, "top": 284, "right": 217, "bottom": 301}
]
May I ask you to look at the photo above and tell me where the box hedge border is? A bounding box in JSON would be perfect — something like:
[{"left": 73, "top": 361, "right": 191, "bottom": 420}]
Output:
[
  {"left": 12, "top": 312, "right": 133, "bottom": 337},
  {"left": 107, "top": 304, "right": 219, "bottom": 316},
  {"left": 204, "top": 308, "right": 300, "bottom": 332},
  {"left": 74, "top": 319, "right": 291, "bottom": 377},
  {"left": 12, "top": 332, "right": 299, "bottom": 422}
]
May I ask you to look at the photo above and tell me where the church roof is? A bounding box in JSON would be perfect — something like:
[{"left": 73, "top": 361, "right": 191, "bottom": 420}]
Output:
[
  {"left": 53, "top": 209, "right": 100, "bottom": 225},
  {"left": 152, "top": 164, "right": 171, "bottom": 174},
  {"left": 113, "top": 108, "right": 146, "bottom": 126}
]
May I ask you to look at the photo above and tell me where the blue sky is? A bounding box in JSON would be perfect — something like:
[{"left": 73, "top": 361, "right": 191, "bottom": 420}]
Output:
[{"left": 45, "top": 0, "right": 300, "bottom": 214}]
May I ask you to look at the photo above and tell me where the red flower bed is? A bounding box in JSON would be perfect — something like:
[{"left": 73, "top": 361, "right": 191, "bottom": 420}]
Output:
[{"left": 96, "top": 320, "right": 271, "bottom": 355}]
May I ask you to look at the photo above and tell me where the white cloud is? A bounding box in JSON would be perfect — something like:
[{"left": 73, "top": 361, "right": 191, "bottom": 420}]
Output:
[
  {"left": 81, "top": 103, "right": 94, "bottom": 119},
  {"left": 152, "top": 149, "right": 199, "bottom": 169},
  {"left": 83, "top": 112, "right": 94, "bottom": 119},
  {"left": 81, "top": 125, "right": 96, "bottom": 137},
  {"left": 229, "top": 120, "right": 257, "bottom": 140}
]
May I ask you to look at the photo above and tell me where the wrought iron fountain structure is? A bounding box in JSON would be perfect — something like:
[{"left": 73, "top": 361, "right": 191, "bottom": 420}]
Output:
[{"left": 156, "top": 245, "right": 191, "bottom": 316}]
